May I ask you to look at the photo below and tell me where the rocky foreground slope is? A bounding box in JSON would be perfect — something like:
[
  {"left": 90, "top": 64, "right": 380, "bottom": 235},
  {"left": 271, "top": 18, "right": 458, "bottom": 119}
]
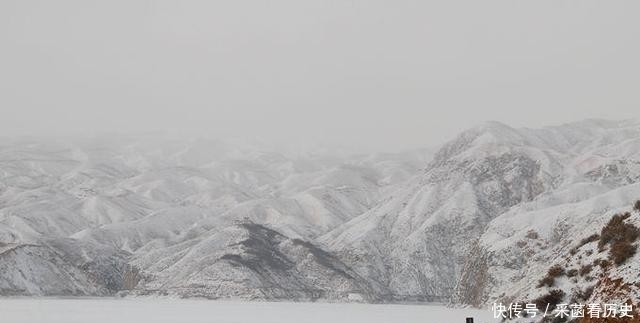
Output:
[{"left": 1, "top": 120, "right": 640, "bottom": 312}]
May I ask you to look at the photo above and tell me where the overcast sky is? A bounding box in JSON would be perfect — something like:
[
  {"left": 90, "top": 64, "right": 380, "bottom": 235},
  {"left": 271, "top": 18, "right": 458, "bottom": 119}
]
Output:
[{"left": 1, "top": 1, "right": 638, "bottom": 151}]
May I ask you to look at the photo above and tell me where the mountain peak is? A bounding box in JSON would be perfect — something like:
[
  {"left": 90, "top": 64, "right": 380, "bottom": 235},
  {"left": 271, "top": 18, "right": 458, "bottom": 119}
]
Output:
[{"left": 428, "top": 121, "right": 525, "bottom": 168}]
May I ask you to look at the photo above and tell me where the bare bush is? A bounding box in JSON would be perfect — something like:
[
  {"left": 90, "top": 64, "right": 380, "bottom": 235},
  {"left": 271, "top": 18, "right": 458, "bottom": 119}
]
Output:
[
  {"left": 579, "top": 264, "right": 593, "bottom": 276},
  {"left": 537, "top": 264, "right": 565, "bottom": 288},
  {"left": 533, "top": 289, "right": 565, "bottom": 311},
  {"left": 599, "top": 212, "right": 639, "bottom": 248},
  {"left": 597, "top": 210, "right": 639, "bottom": 265},
  {"left": 610, "top": 240, "right": 637, "bottom": 265}
]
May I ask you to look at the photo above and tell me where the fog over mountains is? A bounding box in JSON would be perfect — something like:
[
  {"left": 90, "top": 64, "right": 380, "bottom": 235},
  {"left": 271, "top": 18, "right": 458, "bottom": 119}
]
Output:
[{"left": 1, "top": 119, "right": 640, "bottom": 307}]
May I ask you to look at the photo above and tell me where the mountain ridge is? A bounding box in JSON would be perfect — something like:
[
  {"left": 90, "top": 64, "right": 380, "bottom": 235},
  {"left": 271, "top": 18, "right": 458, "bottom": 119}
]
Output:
[{"left": 1, "top": 119, "right": 639, "bottom": 308}]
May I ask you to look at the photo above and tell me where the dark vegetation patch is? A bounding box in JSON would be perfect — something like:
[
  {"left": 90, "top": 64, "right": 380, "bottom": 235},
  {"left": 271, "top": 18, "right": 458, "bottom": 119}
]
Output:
[
  {"left": 548, "top": 264, "right": 565, "bottom": 277},
  {"left": 291, "top": 238, "right": 354, "bottom": 279},
  {"left": 526, "top": 230, "right": 540, "bottom": 239},
  {"left": 537, "top": 264, "right": 565, "bottom": 288},
  {"left": 571, "top": 285, "right": 595, "bottom": 303},
  {"left": 533, "top": 289, "right": 565, "bottom": 311},
  {"left": 597, "top": 211, "right": 639, "bottom": 265},
  {"left": 598, "top": 212, "right": 638, "bottom": 248},
  {"left": 569, "top": 233, "right": 600, "bottom": 255},
  {"left": 222, "top": 223, "right": 294, "bottom": 273},
  {"left": 610, "top": 240, "right": 637, "bottom": 265},
  {"left": 579, "top": 234, "right": 600, "bottom": 248},
  {"left": 593, "top": 258, "right": 611, "bottom": 271},
  {"left": 579, "top": 264, "right": 592, "bottom": 276}
]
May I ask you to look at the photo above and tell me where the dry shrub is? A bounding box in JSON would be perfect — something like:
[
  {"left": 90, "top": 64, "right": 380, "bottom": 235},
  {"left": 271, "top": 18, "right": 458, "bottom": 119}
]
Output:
[
  {"left": 598, "top": 259, "right": 611, "bottom": 270},
  {"left": 533, "top": 289, "right": 565, "bottom": 311},
  {"left": 597, "top": 211, "right": 639, "bottom": 265},
  {"left": 537, "top": 265, "right": 565, "bottom": 288},
  {"left": 611, "top": 240, "right": 637, "bottom": 265},
  {"left": 548, "top": 264, "right": 565, "bottom": 277},
  {"left": 538, "top": 275, "right": 556, "bottom": 288},
  {"left": 598, "top": 212, "right": 639, "bottom": 248},
  {"left": 572, "top": 285, "right": 595, "bottom": 302},
  {"left": 579, "top": 264, "right": 593, "bottom": 276},
  {"left": 578, "top": 234, "right": 600, "bottom": 248}
]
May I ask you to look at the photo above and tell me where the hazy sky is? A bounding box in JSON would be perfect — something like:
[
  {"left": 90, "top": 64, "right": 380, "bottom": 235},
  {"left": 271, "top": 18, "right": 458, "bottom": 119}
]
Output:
[{"left": 1, "top": 1, "right": 638, "bottom": 151}]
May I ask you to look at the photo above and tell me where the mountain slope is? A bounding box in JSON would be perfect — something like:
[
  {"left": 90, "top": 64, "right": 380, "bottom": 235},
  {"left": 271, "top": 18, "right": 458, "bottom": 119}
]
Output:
[
  {"left": 321, "top": 119, "right": 640, "bottom": 302},
  {"left": 1, "top": 120, "right": 640, "bottom": 307},
  {"left": 0, "top": 135, "right": 430, "bottom": 298}
]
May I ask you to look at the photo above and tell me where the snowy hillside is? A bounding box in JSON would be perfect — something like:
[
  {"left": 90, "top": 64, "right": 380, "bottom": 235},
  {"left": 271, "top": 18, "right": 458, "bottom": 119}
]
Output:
[
  {"left": 0, "top": 134, "right": 431, "bottom": 298},
  {"left": 1, "top": 120, "right": 640, "bottom": 313},
  {"left": 322, "top": 119, "right": 640, "bottom": 305}
]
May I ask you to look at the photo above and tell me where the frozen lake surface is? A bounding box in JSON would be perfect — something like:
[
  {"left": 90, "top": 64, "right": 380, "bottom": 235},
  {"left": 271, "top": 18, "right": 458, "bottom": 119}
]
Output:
[{"left": 0, "top": 299, "right": 498, "bottom": 323}]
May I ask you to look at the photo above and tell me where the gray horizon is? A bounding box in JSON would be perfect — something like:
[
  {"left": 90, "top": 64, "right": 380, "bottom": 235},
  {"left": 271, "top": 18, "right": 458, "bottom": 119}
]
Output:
[{"left": 1, "top": 1, "right": 638, "bottom": 151}]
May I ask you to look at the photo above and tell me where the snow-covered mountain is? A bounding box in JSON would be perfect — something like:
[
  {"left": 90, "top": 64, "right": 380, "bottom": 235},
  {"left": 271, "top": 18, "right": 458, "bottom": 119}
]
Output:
[
  {"left": 319, "top": 120, "right": 640, "bottom": 304},
  {"left": 1, "top": 120, "right": 640, "bottom": 312},
  {"left": 0, "top": 134, "right": 431, "bottom": 298}
]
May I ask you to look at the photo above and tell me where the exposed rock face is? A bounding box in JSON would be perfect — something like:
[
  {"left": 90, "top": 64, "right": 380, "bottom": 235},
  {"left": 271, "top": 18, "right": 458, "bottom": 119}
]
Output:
[
  {"left": 450, "top": 241, "right": 491, "bottom": 307},
  {"left": 0, "top": 240, "right": 130, "bottom": 296},
  {"left": 585, "top": 160, "right": 640, "bottom": 187},
  {"left": 122, "top": 266, "right": 142, "bottom": 291},
  {"left": 130, "top": 222, "right": 377, "bottom": 300},
  {"left": 320, "top": 123, "right": 557, "bottom": 301}
]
